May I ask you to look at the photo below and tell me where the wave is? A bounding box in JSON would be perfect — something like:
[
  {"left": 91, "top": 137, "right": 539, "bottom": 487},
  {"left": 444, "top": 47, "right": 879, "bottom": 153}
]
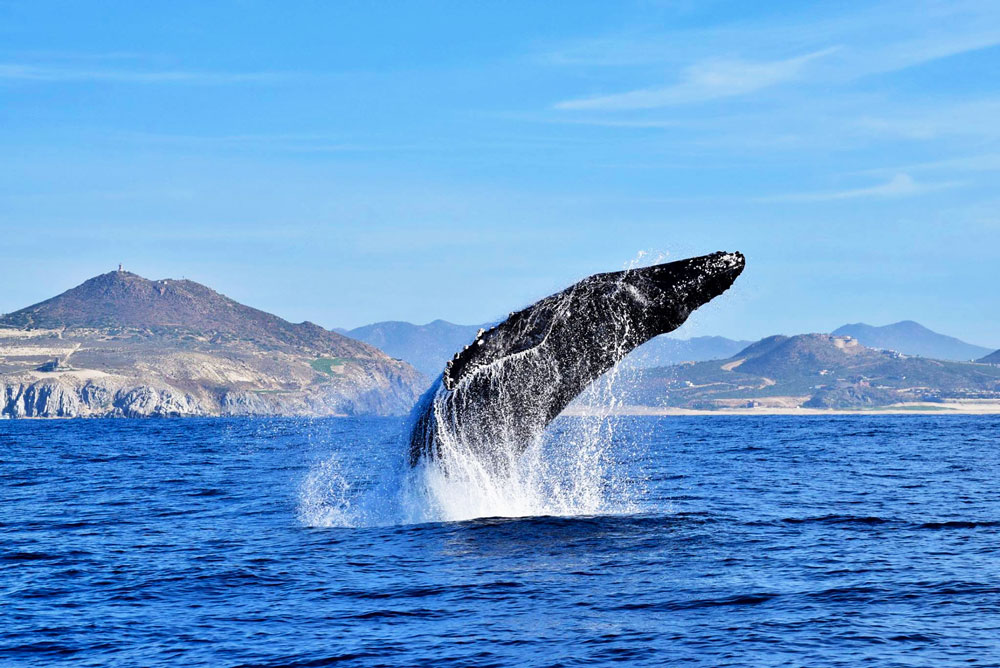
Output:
[{"left": 787, "top": 516, "right": 1000, "bottom": 531}]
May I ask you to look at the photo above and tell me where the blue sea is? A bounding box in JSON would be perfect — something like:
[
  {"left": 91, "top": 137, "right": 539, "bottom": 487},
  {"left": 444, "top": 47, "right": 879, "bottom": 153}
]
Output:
[{"left": 2, "top": 415, "right": 999, "bottom": 666}]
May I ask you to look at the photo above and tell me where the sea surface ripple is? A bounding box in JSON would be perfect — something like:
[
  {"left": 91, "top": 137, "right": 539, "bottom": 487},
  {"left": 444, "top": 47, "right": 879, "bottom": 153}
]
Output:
[{"left": 2, "top": 416, "right": 999, "bottom": 666}]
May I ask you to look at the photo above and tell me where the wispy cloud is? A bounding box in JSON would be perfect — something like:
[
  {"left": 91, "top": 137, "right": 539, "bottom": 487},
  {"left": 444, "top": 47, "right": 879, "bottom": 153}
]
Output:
[
  {"left": 757, "top": 174, "right": 958, "bottom": 203},
  {"left": 546, "top": 1, "right": 1000, "bottom": 117},
  {"left": 109, "top": 130, "right": 574, "bottom": 156},
  {"left": 844, "top": 13, "right": 1000, "bottom": 78},
  {"left": 860, "top": 153, "right": 1000, "bottom": 177},
  {"left": 542, "top": 1, "right": 1000, "bottom": 77},
  {"left": 0, "top": 63, "right": 299, "bottom": 84},
  {"left": 117, "top": 131, "right": 403, "bottom": 150},
  {"left": 853, "top": 99, "right": 1000, "bottom": 141},
  {"left": 555, "top": 48, "right": 837, "bottom": 110}
]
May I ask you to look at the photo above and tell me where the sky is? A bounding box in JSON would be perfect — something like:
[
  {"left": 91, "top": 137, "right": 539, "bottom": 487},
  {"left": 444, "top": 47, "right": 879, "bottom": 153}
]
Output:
[{"left": 1, "top": 0, "right": 998, "bottom": 346}]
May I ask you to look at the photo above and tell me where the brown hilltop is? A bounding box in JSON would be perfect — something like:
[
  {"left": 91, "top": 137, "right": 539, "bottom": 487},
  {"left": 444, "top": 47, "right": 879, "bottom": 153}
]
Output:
[
  {"left": 0, "top": 269, "right": 425, "bottom": 418},
  {"left": 0, "top": 270, "right": 369, "bottom": 356}
]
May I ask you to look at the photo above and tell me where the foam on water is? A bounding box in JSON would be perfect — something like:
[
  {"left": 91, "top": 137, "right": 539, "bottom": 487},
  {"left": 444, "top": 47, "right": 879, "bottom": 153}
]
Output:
[
  {"left": 297, "top": 398, "right": 642, "bottom": 527},
  {"left": 399, "top": 409, "right": 635, "bottom": 524}
]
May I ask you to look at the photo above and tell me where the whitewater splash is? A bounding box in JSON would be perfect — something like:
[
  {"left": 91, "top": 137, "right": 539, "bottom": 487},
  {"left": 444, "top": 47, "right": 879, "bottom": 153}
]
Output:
[
  {"left": 297, "top": 320, "right": 647, "bottom": 527},
  {"left": 298, "top": 257, "right": 655, "bottom": 527},
  {"left": 299, "top": 250, "right": 742, "bottom": 527},
  {"left": 299, "top": 289, "right": 642, "bottom": 525},
  {"left": 297, "top": 410, "right": 644, "bottom": 528}
]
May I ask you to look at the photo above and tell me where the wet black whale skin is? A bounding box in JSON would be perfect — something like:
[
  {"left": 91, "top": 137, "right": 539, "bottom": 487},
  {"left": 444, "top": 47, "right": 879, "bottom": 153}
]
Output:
[{"left": 408, "top": 251, "right": 746, "bottom": 468}]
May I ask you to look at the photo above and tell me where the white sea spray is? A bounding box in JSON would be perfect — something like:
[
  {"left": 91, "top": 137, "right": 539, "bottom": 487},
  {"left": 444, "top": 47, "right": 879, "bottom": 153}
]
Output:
[{"left": 300, "top": 253, "right": 666, "bottom": 527}]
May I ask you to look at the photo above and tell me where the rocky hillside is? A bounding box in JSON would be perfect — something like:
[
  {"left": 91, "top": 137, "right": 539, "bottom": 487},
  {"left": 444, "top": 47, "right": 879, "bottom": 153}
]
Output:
[
  {"left": 624, "top": 333, "right": 1000, "bottom": 410},
  {"left": 0, "top": 270, "right": 424, "bottom": 418}
]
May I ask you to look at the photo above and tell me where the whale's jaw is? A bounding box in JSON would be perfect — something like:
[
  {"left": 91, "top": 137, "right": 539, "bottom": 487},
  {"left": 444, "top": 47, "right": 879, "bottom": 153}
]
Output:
[{"left": 408, "top": 251, "right": 745, "bottom": 469}]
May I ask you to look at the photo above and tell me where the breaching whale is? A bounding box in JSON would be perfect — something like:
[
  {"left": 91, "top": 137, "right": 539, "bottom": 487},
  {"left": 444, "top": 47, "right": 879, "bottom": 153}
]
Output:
[{"left": 408, "top": 251, "right": 745, "bottom": 470}]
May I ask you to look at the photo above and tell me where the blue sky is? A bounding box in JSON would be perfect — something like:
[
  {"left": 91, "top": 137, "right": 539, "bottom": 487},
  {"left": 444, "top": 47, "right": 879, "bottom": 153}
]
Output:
[{"left": 1, "top": 1, "right": 998, "bottom": 346}]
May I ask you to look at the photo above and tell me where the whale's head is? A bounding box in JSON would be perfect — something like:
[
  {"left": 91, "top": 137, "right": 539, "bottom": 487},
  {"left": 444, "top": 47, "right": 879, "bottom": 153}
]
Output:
[{"left": 622, "top": 250, "right": 745, "bottom": 336}]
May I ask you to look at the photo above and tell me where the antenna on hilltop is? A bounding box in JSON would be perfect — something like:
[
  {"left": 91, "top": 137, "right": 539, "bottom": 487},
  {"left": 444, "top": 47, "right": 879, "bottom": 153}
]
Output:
[{"left": 118, "top": 263, "right": 123, "bottom": 273}]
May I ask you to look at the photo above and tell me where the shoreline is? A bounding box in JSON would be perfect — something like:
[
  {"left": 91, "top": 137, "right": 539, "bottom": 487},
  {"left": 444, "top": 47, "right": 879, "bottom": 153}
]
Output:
[
  {"left": 563, "top": 400, "right": 1000, "bottom": 416},
  {"left": 4, "top": 400, "right": 1000, "bottom": 420}
]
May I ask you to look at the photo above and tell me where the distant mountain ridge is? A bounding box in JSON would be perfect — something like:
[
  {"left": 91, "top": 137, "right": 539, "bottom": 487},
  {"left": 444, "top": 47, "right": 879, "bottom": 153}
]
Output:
[
  {"left": 344, "top": 320, "right": 485, "bottom": 378},
  {"left": 831, "top": 321, "right": 992, "bottom": 362},
  {"left": 344, "top": 319, "right": 751, "bottom": 378},
  {"left": 0, "top": 270, "right": 423, "bottom": 418},
  {"left": 625, "top": 333, "right": 1000, "bottom": 410},
  {"left": 980, "top": 350, "right": 1000, "bottom": 365},
  {"left": 343, "top": 317, "right": 992, "bottom": 384}
]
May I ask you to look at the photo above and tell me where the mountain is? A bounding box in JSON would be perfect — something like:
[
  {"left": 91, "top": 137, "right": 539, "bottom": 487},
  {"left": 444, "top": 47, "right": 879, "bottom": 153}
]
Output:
[
  {"left": 624, "top": 333, "right": 1000, "bottom": 410},
  {"left": 625, "top": 335, "right": 753, "bottom": 369},
  {"left": 344, "top": 320, "right": 485, "bottom": 378},
  {"left": 980, "top": 350, "right": 1000, "bottom": 365},
  {"left": 0, "top": 270, "right": 424, "bottom": 418},
  {"left": 0, "top": 270, "right": 354, "bottom": 351},
  {"left": 831, "top": 321, "right": 992, "bottom": 362},
  {"left": 345, "top": 319, "right": 751, "bottom": 378}
]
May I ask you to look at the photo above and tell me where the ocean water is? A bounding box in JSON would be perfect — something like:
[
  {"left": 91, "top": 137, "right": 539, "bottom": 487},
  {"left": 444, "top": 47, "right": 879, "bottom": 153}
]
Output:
[{"left": 2, "top": 415, "right": 999, "bottom": 666}]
